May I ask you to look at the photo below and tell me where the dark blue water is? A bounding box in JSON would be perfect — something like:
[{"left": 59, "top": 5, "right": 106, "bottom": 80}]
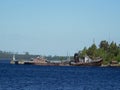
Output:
[{"left": 0, "top": 62, "right": 120, "bottom": 90}]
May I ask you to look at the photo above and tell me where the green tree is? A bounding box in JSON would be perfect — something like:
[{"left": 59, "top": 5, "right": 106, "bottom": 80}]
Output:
[
  {"left": 109, "top": 41, "right": 119, "bottom": 56},
  {"left": 99, "top": 40, "right": 109, "bottom": 51},
  {"left": 87, "top": 44, "right": 97, "bottom": 59},
  {"left": 78, "top": 47, "right": 87, "bottom": 58}
]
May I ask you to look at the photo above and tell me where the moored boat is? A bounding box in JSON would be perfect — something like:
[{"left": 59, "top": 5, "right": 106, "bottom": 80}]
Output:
[
  {"left": 69, "top": 53, "right": 103, "bottom": 66},
  {"left": 33, "top": 56, "right": 49, "bottom": 65}
]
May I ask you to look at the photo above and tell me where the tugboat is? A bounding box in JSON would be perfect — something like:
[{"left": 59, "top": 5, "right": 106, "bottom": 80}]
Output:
[{"left": 69, "top": 53, "right": 103, "bottom": 66}]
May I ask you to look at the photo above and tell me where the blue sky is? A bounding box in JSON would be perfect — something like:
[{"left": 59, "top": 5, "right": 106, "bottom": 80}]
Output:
[{"left": 0, "top": 0, "right": 120, "bottom": 56}]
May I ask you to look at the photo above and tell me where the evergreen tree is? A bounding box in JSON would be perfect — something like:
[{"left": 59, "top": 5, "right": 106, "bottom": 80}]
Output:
[
  {"left": 99, "top": 40, "right": 109, "bottom": 51},
  {"left": 87, "top": 44, "right": 97, "bottom": 59}
]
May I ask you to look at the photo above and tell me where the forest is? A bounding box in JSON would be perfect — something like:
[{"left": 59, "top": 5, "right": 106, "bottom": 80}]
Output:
[{"left": 78, "top": 40, "right": 120, "bottom": 64}]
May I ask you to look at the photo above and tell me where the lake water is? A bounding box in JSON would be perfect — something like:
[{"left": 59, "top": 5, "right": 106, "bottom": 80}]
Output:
[{"left": 0, "top": 60, "right": 120, "bottom": 90}]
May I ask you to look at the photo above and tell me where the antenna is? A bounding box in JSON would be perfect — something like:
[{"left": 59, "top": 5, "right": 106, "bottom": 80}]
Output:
[
  {"left": 67, "top": 52, "right": 70, "bottom": 61},
  {"left": 93, "top": 38, "right": 95, "bottom": 44},
  {"left": 108, "top": 32, "right": 111, "bottom": 44}
]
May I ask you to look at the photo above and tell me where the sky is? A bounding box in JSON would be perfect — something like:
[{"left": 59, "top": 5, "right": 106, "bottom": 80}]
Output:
[{"left": 0, "top": 0, "right": 120, "bottom": 56}]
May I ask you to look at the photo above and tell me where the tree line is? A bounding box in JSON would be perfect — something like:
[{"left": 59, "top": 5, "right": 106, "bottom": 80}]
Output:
[
  {"left": 78, "top": 40, "right": 120, "bottom": 64},
  {"left": 0, "top": 51, "right": 69, "bottom": 61}
]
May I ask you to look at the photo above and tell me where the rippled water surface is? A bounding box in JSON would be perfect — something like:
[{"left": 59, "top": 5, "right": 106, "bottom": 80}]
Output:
[{"left": 0, "top": 61, "right": 120, "bottom": 90}]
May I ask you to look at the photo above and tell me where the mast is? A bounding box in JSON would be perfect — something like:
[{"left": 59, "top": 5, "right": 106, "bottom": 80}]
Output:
[
  {"left": 67, "top": 52, "right": 70, "bottom": 61},
  {"left": 108, "top": 32, "right": 111, "bottom": 44},
  {"left": 93, "top": 38, "right": 95, "bottom": 44}
]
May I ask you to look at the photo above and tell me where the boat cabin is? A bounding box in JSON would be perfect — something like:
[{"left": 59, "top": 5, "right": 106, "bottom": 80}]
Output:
[
  {"left": 79, "top": 56, "right": 92, "bottom": 63},
  {"left": 74, "top": 53, "right": 92, "bottom": 63},
  {"left": 33, "top": 56, "right": 47, "bottom": 64}
]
